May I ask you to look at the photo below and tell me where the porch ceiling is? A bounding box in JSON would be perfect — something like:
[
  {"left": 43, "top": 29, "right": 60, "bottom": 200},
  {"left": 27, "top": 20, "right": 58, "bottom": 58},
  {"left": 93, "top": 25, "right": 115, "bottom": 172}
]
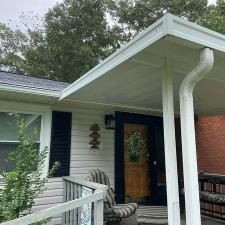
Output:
[{"left": 60, "top": 14, "right": 225, "bottom": 115}]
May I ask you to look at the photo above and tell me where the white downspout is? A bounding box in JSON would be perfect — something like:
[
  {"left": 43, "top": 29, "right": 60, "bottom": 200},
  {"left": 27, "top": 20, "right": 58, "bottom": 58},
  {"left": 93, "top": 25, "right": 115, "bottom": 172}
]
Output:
[{"left": 179, "top": 47, "right": 214, "bottom": 225}]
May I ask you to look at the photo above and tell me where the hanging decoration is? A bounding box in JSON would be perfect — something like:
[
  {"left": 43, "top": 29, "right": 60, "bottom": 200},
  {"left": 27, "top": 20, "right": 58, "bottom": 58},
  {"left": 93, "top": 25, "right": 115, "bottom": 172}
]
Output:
[
  {"left": 126, "top": 131, "right": 146, "bottom": 162},
  {"left": 89, "top": 123, "right": 101, "bottom": 150}
]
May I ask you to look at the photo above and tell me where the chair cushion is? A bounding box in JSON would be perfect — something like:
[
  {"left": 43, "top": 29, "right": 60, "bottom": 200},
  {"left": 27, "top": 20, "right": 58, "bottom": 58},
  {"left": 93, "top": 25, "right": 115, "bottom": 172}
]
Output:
[
  {"left": 88, "top": 169, "right": 111, "bottom": 186},
  {"left": 105, "top": 188, "right": 116, "bottom": 208},
  {"left": 87, "top": 169, "right": 116, "bottom": 207},
  {"left": 200, "top": 191, "right": 225, "bottom": 204},
  {"left": 112, "top": 203, "right": 138, "bottom": 218},
  {"left": 136, "top": 206, "right": 168, "bottom": 225},
  {"left": 87, "top": 169, "right": 138, "bottom": 220}
]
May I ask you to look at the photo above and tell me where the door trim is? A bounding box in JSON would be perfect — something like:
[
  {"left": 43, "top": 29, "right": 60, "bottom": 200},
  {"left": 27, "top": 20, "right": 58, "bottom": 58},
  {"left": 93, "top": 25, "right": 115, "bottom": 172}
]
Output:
[{"left": 114, "top": 111, "right": 163, "bottom": 204}]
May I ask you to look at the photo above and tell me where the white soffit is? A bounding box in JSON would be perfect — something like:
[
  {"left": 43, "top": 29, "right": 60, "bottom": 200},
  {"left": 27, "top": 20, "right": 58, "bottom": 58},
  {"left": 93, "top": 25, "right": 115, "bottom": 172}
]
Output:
[{"left": 60, "top": 14, "right": 225, "bottom": 115}]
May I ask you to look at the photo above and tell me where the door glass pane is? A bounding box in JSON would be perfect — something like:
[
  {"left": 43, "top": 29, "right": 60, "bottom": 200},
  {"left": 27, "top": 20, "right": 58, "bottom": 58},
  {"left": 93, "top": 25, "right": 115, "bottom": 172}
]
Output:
[{"left": 124, "top": 123, "right": 150, "bottom": 204}]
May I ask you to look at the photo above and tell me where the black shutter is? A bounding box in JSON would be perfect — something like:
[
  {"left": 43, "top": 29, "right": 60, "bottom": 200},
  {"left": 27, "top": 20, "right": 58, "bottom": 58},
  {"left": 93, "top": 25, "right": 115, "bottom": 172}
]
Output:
[{"left": 49, "top": 111, "right": 72, "bottom": 177}]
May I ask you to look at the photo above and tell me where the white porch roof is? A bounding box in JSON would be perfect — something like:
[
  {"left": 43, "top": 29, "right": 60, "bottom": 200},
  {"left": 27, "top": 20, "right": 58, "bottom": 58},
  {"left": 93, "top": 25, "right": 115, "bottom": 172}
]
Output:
[{"left": 60, "top": 14, "right": 225, "bottom": 115}]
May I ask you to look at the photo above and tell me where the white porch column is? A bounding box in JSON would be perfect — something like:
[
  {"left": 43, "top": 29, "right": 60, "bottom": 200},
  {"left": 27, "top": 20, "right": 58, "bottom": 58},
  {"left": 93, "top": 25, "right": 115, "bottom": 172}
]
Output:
[
  {"left": 179, "top": 48, "right": 214, "bottom": 225},
  {"left": 162, "top": 58, "right": 181, "bottom": 225}
]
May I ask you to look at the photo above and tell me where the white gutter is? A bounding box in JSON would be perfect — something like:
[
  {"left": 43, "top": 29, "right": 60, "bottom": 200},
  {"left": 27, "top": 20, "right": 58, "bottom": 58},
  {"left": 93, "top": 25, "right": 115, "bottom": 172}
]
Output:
[
  {"left": 179, "top": 48, "right": 214, "bottom": 225},
  {"left": 0, "top": 84, "right": 60, "bottom": 97}
]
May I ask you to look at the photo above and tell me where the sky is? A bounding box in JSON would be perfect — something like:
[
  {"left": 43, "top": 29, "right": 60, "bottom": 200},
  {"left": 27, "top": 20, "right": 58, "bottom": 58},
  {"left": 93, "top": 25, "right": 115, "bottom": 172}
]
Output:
[
  {"left": 0, "top": 0, "right": 64, "bottom": 26},
  {"left": 0, "top": 0, "right": 218, "bottom": 27}
]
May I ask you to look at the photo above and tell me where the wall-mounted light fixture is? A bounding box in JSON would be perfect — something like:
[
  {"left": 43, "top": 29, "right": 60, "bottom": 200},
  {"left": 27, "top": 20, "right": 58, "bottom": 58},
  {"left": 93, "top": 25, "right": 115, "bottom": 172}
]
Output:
[{"left": 105, "top": 114, "right": 115, "bottom": 129}]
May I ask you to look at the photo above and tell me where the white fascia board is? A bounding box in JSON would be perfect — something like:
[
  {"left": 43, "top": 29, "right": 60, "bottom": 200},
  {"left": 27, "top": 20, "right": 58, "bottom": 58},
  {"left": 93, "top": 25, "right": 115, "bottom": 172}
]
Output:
[
  {"left": 0, "top": 83, "right": 60, "bottom": 98},
  {"left": 169, "top": 15, "right": 225, "bottom": 52},
  {"left": 59, "top": 15, "right": 169, "bottom": 100}
]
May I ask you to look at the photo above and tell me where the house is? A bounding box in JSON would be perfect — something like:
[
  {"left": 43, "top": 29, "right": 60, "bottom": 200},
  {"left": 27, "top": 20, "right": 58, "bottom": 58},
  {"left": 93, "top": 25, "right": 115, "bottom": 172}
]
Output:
[{"left": 1, "top": 13, "right": 225, "bottom": 225}]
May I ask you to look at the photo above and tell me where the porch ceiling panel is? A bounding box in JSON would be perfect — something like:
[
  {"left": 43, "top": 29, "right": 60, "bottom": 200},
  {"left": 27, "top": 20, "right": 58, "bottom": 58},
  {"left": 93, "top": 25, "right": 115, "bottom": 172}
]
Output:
[{"left": 60, "top": 14, "right": 225, "bottom": 115}]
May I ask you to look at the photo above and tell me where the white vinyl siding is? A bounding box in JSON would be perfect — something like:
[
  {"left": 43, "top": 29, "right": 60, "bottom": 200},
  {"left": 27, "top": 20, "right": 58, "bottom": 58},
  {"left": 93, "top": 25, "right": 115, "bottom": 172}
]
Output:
[
  {"left": 30, "top": 177, "right": 63, "bottom": 225},
  {"left": 30, "top": 107, "right": 115, "bottom": 224},
  {"left": 70, "top": 108, "right": 115, "bottom": 186}
]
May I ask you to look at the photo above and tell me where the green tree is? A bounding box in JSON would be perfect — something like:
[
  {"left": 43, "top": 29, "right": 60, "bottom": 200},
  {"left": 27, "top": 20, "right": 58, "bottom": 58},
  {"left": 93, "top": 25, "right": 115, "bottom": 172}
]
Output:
[
  {"left": 106, "top": 0, "right": 209, "bottom": 43},
  {"left": 0, "top": 120, "right": 59, "bottom": 223},
  {"left": 199, "top": 0, "right": 225, "bottom": 35},
  {"left": 44, "top": 0, "right": 116, "bottom": 82},
  {"left": 0, "top": 1, "right": 118, "bottom": 82},
  {"left": 1, "top": 0, "right": 225, "bottom": 82},
  {"left": 0, "top": 23, "right": 27, "bottom": 74},
  {"left": 0, "top": 14, "right": 51, "bottom": 78}
]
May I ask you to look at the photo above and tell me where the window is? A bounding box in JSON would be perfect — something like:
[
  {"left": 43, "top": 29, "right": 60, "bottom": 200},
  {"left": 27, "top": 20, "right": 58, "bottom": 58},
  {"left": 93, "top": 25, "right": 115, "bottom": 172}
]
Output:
[{"left": 0, "top": 112, "right": 42, "bottom": 171}]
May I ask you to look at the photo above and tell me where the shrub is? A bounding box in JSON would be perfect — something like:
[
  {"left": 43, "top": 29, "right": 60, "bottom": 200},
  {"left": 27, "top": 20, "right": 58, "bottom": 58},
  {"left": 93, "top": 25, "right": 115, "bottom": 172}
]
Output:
[{"left": 0, "top": 120, "right": 59, "bottom": 223}]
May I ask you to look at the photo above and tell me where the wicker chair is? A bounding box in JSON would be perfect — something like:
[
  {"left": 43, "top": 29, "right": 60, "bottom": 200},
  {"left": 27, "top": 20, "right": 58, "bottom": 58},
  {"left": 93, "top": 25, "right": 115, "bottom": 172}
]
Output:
[{"left": 88, "top": 169, "right": 137, "bottom": 224}]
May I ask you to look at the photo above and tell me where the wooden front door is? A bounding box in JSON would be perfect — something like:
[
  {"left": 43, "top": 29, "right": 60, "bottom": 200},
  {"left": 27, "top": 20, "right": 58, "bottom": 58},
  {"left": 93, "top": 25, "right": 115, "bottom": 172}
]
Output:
[
  {"left": 124, "top": 123, "right": 151, "bottom": 203},
  {"left": 115, "top": 112, "right": 166, "bottom": 205}
]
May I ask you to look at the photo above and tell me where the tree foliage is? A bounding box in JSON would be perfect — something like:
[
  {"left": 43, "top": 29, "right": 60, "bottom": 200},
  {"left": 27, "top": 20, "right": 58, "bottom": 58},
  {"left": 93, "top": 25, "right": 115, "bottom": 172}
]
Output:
[
  {"left": 44, "top": 0, "right": 115, "bottom": 82},
  {"left": 0, "top": 0, "right": 225, "bottom": 82},
  {"left": 199, "top": 0, "right": 225, "bottom": 35},
  {"left": 0, "top": 120, "right": 59, "bottom": 223},
  {"left": 0, "top": 0, "right": 116, "bottom": 82},
  {"left": 0, "top": 14, "right": 50, "bottom": 78},
  {"left": 106, "top": 0, "right": 209, "bottom": 42}
]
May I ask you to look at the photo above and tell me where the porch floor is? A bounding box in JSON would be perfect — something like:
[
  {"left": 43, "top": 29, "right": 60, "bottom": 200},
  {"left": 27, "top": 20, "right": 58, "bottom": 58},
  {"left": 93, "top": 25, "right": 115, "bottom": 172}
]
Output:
[{"left": 121, "top": 214, "right": 225, "bottom": 225}]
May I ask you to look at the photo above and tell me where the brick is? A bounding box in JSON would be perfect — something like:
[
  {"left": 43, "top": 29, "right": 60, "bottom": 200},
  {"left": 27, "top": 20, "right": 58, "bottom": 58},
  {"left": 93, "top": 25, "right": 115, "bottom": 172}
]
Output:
[{"left": 196, "top": 115, "right": 225, "bottom": 174}]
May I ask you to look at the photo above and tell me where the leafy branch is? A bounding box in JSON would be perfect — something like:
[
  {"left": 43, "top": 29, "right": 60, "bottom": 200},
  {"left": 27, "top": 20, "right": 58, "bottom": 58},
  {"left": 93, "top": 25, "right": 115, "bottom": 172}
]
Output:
[{"left": 0, "top": 120, "right": 59, "bottom": 223}]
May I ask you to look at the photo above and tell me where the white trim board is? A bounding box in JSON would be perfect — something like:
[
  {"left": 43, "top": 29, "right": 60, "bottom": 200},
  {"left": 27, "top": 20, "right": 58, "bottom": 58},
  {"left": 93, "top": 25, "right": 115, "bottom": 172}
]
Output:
[
  {"left": 0, "top": 100, "right": 52, "bottom": 176},
  {"left": 0, "top": 83, "right": 60, "bottom": 98}
]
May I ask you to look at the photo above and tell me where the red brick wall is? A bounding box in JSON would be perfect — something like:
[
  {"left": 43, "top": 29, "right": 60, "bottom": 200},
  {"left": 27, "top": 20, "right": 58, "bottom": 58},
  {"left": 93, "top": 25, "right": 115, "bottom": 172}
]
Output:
[{"left": 196, "top": 115, "right": 225, "bottom": 174}]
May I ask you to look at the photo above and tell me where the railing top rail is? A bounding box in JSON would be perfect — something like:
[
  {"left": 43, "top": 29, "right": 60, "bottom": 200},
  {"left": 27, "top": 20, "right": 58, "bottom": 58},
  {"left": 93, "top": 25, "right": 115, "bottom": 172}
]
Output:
[
  {"left": 199, "top": 172, "right": 225, "bottom": 184},
  {"left": 1, "top": 191, "right": 103, "bottom": 225},
  {"left": 199, "top": 172, "right": 225, "bottom": 179},
  {"left": 63, "top": 176, "right": 108, "bottom": 191}
]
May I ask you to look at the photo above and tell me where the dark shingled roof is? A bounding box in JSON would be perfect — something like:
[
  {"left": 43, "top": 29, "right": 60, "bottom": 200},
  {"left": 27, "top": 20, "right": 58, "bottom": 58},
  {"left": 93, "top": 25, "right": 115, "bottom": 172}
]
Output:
[{"left": 0, "top": 71, "right": 70, "bottom": 92}]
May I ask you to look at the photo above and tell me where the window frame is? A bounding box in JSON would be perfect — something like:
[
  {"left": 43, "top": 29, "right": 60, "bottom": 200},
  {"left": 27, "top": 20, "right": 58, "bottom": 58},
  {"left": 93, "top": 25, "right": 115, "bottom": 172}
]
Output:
[{"left": 0, "top": 100, "right": 52, "bottom": 177}]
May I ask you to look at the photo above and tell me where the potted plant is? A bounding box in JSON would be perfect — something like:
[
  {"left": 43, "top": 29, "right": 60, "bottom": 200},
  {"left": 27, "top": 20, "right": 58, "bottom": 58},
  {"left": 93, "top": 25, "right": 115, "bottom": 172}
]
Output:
[{"left": 126, "top": 131, "right": 146, "bottom": 162}]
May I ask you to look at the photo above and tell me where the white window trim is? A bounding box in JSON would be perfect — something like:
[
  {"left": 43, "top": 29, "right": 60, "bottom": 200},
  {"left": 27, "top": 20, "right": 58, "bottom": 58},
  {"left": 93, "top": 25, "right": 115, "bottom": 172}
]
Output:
[{"left": 0, "top": 100, "right": 52, "bottom": 177}]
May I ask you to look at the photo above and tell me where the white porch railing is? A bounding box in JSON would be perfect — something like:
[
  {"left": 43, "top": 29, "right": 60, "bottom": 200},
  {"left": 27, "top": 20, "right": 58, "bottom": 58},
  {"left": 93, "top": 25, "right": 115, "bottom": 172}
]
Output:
[{"left": 1, "top": 177, "right": 108, "bottom": 225}]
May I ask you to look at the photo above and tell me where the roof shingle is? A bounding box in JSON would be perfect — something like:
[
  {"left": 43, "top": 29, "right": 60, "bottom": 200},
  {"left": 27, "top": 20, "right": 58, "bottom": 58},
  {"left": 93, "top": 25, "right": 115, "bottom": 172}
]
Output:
[{"left": 0, "top": 71, "right": 70, "bottom": 92}]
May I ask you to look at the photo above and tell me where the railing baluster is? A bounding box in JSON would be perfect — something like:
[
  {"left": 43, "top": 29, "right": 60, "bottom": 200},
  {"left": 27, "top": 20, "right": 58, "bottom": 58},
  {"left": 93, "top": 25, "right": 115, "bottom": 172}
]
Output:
[
  {"left": 70, "top": 181, "right": 74, "bottom": 225},
  {"left": 62, "top": 180, "right": 67, "bottom": 225},
  {"left": 93, "top": 191, "right": 104, "bottom": 225},
  {"left": 66, "top": 180, "right": 71, "bottom": 225},
  {"left": 62, "top": 177, "right": 108, "bottom": 225},
  {"left": 74, "top": 183, "right": 78, "bottom": 225},
  {"left": 77, "top": 184, "right": 82, "bottom": 225}
]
